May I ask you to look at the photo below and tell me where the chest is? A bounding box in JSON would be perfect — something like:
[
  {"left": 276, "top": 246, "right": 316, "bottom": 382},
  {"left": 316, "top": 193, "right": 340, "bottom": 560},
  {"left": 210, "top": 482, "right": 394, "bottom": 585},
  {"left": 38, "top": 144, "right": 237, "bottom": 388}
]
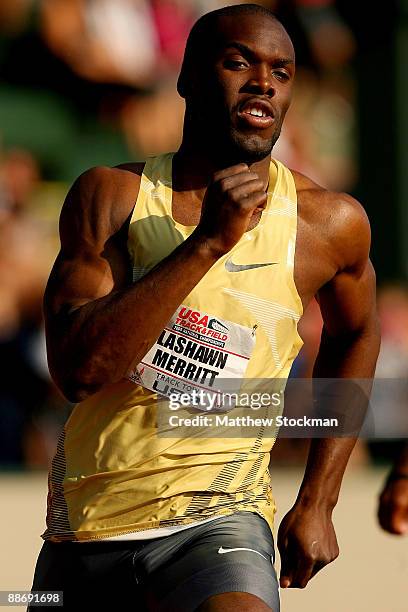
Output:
[{"left": 171, "top": 192, "right": 335, "bottom": 313}]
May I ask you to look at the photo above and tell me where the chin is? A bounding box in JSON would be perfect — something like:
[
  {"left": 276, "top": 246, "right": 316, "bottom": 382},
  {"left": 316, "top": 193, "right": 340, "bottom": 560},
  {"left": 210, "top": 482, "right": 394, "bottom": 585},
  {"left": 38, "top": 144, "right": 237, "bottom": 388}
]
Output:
[{"left": 229, "top": 132, "right": 276, "bottom": 163}]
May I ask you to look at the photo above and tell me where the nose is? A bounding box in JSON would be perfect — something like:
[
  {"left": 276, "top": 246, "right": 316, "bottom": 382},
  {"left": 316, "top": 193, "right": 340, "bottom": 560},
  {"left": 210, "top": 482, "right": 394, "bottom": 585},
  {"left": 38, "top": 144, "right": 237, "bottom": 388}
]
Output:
[{"left": 245, "top": 64, "right": 275, "bottom": 96}]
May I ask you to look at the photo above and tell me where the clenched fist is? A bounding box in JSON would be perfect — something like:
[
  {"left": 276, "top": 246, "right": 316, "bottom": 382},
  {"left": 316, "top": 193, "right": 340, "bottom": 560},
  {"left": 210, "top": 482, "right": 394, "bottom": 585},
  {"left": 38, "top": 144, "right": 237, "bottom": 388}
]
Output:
[
  {"left": 195, "top": 163, "right": 267, "bottom": 257},
  {"left": 278, "top": 502, "right": 339, "bottom": 589}
]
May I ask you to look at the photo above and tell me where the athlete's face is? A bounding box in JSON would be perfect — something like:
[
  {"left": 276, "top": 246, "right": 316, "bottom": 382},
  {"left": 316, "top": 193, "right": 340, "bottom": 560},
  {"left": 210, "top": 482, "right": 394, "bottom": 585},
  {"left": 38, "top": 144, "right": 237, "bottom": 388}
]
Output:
[{"left": 189, "top": 15, "right": 295, "bottom": 163}]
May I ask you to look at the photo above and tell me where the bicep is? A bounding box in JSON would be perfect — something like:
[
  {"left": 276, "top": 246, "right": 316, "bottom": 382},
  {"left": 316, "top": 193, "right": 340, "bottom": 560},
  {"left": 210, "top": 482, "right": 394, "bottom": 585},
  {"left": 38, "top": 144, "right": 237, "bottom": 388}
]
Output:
[
  {"left": 44, "top": 166, "right": 133, "bottom": 319},
  {"left": 316, "top": 193, "right": 378, "bottom": 339}
]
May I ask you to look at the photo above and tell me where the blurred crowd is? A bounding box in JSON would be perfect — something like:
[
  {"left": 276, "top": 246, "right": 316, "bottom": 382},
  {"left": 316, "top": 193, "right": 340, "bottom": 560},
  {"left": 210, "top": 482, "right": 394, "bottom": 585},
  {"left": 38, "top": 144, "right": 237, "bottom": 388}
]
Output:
[{"left": 0, "top": 0, "right": 406, "bottom": 469}]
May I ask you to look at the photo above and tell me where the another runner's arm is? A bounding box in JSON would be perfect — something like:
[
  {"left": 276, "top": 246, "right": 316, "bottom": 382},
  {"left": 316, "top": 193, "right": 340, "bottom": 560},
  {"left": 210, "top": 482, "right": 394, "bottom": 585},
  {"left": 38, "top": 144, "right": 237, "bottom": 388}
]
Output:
[
  {"left": 278, "top": 193, "right": 380, "bottom": 589},
  {"left": 389, "top": 443, "right": 408, "bottom": 476},
  {"left": 44, "top": 164, "right": 267, "bottom": 402},
  {"left": 378, "top": 442, "right": 408, "bottom": 535}
]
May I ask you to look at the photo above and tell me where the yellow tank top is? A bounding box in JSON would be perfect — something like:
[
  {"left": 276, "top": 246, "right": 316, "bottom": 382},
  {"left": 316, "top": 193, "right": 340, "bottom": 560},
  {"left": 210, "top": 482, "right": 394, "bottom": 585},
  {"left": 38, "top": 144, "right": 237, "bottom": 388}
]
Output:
[{"left": 42, "top": 153, "right": 303, "bottom": 542}]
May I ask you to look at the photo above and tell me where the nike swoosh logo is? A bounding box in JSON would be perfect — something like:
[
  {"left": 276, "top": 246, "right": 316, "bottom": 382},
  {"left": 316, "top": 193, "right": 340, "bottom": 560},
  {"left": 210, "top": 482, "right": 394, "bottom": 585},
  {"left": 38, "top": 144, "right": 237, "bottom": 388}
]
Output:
[
  {"left": 217, "top": 546, "right": 269, "bottom": 561},
  {"left": 225, "top": 258, "right": 278, "bottom": 273}
]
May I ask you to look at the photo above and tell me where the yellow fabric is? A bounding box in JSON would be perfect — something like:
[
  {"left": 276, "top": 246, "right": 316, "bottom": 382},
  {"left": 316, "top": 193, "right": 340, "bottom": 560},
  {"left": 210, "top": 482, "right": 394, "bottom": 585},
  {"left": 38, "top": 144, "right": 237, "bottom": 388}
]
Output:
[{"left": 43, "top": 153, "right": 303, "bottom": 542}]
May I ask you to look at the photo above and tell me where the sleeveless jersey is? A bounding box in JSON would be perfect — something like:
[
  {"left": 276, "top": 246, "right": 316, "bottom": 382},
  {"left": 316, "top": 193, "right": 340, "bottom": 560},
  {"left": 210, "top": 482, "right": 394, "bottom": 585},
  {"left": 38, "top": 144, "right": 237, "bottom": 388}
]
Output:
[{"left": 42, "top": 153, "right": 303, "bottom": 542}]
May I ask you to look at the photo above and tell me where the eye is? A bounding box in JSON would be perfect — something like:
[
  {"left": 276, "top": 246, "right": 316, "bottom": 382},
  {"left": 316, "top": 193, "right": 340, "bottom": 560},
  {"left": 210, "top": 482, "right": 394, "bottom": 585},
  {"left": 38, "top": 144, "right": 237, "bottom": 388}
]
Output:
[
  {"left": 224, "top": 59, "right": 249, "bottom": 70},
  {"left": 273, "top": 70, "right": 290, "bottom": 82}
]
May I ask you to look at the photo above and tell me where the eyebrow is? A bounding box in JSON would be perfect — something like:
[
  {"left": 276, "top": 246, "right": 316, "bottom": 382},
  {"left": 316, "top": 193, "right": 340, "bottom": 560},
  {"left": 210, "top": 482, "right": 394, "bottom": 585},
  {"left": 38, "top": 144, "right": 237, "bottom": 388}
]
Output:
[{"left": 223, "top": 41, "right": 294, "bottom": 66}]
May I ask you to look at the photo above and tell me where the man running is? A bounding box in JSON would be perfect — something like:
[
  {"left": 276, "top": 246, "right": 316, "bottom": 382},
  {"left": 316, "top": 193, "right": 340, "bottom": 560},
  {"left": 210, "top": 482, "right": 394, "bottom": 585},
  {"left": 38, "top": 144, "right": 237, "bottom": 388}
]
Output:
[{"left": 30, "top": 4, "right": 380, "bottom": 611}]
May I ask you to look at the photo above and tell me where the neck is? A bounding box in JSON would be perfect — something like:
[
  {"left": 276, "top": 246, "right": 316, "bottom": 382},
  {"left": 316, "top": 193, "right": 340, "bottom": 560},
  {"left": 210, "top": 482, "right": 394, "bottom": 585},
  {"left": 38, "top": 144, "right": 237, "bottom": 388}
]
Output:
[{"left": 173, "top": 134, "right": 272, "bottom": 198}]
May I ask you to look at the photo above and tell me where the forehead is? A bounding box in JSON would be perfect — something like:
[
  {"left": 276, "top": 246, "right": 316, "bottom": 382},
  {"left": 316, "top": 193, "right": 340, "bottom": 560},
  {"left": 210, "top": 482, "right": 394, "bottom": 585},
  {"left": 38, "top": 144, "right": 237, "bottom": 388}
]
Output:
[{"left": 213, "top": 14, "right": 295, "bottom": 60}]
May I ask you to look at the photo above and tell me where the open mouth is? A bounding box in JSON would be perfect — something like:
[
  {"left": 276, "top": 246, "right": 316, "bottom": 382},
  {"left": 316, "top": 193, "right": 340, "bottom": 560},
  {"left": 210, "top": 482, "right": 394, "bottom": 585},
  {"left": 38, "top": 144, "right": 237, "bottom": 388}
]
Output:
[{"left": 237, "top": 99, "right": 275, "bottom": 129}]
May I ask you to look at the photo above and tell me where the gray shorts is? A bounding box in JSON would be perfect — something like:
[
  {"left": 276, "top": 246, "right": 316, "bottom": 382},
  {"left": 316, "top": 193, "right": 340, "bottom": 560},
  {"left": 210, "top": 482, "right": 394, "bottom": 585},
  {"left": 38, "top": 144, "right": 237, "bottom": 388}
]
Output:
[{"left": 30, "top": 511, "right": 280, "bottom": 611}]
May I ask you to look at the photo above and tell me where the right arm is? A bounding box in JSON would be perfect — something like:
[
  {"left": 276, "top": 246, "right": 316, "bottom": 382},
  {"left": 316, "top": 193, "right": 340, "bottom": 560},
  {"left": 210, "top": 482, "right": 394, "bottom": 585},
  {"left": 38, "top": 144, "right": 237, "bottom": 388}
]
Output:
[{"left": 44, "top": 163, "right": 267, "bottom": 402}]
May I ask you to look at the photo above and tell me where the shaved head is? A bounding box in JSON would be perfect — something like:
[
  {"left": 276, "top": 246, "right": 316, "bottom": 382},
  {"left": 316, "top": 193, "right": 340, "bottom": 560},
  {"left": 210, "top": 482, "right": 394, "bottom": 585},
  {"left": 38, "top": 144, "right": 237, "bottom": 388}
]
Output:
[
  {"left": 177, "top": 4, "right": 295, "bottom": 164},
  {"left": 178, "top": 4, "right": 290, "bottom": 98}
]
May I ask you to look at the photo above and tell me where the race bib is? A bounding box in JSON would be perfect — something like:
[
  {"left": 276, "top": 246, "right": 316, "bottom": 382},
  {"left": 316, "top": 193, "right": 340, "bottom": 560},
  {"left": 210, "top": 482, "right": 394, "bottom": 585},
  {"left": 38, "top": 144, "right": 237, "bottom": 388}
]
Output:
[{"left": 127, "top": 305, "right": 256, "bottom": 409}]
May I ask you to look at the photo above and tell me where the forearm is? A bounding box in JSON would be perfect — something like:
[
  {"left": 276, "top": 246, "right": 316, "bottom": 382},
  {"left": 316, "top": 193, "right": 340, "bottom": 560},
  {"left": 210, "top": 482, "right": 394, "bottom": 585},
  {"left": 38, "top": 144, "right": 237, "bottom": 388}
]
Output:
[
  {"left": 296, "top": 438, "right": 356, "bottom": 510},
  {"left": 297, "top": 325, "right": 380, "bottom": 510},
  {"left": 48, "top": 232, "right": 218, "bottom": 400},
  {"left": 313, "top": 320, "right": 380, "bottom": 378}
]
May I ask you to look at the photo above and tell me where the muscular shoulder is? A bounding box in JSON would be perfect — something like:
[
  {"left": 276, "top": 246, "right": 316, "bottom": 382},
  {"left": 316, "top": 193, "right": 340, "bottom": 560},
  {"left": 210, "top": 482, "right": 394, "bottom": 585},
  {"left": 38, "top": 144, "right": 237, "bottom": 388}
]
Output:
[
  {"left": 292, "top": 169, "right": 371, "bottom": 274},
  {"left": 60, "top": 163, "right": 144, "bottom": 250}
]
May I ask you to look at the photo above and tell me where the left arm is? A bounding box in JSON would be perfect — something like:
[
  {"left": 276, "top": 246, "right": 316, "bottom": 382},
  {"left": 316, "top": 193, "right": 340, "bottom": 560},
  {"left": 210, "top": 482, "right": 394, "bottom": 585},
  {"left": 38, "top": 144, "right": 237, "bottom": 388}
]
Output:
[{"left": 278, "top": 194, "right": 380, "bottom": 588}]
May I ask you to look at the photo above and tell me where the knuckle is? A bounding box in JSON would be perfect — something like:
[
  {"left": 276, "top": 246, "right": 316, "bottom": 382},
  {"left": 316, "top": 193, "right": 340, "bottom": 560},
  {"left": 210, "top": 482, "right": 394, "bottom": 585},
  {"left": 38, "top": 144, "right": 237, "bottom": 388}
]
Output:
[
  {"left": 255, "top": 192, "right": 268, "bottom": 204},
  {"left": 218, "top": 178, "right": 230, "bottom": 192}
]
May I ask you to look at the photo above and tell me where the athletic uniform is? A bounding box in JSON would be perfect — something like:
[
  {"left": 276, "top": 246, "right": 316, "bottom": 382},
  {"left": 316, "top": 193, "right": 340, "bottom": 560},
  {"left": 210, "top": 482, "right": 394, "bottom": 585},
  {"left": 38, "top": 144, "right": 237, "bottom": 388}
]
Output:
[{"left": 30, "top": 154, "right": 303, "bottom": 611}]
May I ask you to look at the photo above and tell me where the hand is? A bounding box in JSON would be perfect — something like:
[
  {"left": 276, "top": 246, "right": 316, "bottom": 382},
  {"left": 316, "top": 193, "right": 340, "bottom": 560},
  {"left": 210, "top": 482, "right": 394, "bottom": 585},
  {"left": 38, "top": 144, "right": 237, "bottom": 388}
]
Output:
[
  {"left": 195, "top": 163, "right": 267, "bottom": 257},
  {"left": 278, "top": 502, "right": 339, "bottom": 589},
  {"left": 378, "top": 475, "right": 408, "bottom": 535}
]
